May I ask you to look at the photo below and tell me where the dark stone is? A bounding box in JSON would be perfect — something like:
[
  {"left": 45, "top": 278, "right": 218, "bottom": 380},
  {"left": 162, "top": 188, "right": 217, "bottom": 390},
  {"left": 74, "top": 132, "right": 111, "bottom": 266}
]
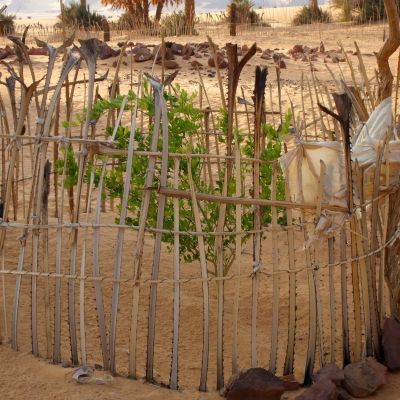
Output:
[
  {"left": 134, "top": 48, "right": 152, "bottom": 62},
  {"left": 225, "top": 368, "right": 285, "bottom": 400},
  {"left": 164, "top": 60, "right": 179, "bottom": 69},
  {"left": 182, "top": 43, "right": 194, "bottom": 57},
  {"left": 337, "top": 387, "right": 353, "bottom": 400},
  {"left": 208, "top": 52, "right": 227, "bottom": 69},
  {"left": 295, "top": 378, "right": 337, "bottom": 400},
  {"left": 314, "top": 363, "right": 345, "bottom": 386},
  {"left": 382, "top": 316, "right": 400, "bottom": 370},
  {"left": 98, "top": 42, "right": 120, "bottom": 60},
  {"left": 292, "top": 44, "right": 304, "bottom": 53},
  {"left": 279, "top": 374, "right": 301, "bottom": 391},
  {"left": 344, "top": 358, "right": 387, "bottom": 398},
  {"left": 171, "top": 43, "right": 184, "bottom": 55},
  {"left": 0, "top": 46, "right": 14, "bottom": 60}
]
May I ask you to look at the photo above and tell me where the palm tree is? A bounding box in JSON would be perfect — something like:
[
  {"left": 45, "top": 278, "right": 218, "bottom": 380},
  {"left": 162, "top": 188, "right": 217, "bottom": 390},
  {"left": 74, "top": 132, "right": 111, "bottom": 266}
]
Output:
[
  {"left": 309, "top": 0, "right": 319, "bottom": 16},
  {"left": 185, "top": 0, "right": 194, "bottom": 34},
  {"left": 101, "top": 0, "right": 150, "bottom": 25}
]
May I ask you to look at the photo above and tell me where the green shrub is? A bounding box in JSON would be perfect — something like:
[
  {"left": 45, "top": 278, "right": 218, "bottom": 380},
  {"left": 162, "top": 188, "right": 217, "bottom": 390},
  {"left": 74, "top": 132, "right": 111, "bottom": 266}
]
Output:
[
  {"left": 57, "top": 2, "right": 104, "bottom": 29},
  {"left": 227, "top": 0, "right": 260, "bottom": 24},
  {"left": 0, "top": 13, "right": 15, "bottom": 36},
  {"left": 293, "top": 5, "right": 331, "bottom": 25}
]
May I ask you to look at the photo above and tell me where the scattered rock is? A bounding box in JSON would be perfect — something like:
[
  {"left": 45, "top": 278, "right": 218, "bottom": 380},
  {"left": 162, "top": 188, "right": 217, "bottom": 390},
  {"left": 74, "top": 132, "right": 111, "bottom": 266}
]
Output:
[
  {"left": 292, "top": 44, "right": 304, "bottom": 54},
  {"left": 170, "top": 42, "right": 184, "bottom": 55},
  {"left": 344, "top": 358, "right": 387, "bottom": 398},
  {"left": 314, "top": 363, "right": 345, "bottom": 386},
  {"left": 182, "top": 43, "right": 194, "bottom": 57},
  {"left": 382, "top": 316, "right": 400, "bottom": 370},
  {"left": 225, "top": 368, "right": 285, "bottom": 400},
  {"left": 98, "top": 42, "right": 120, "bottom": 60},
  {"left": 131, "top": 44, "right": 148, "bottom": 54},
  {"left": 241, "top": 44, "right": 249, "bottom": 53},
  {"left": 0, "top": 46, "right": 14, "bottom": 60},
  {"left": 112, "top": 60, "right": 118, "bottom": 68},
  {"left": 152, "top": 45, "right": 174, "bottom": 61},
  {"left": 295, "top": 377, "right": 337, "bottom": 400},
  {"left": 164, "top": 60, "right": 179, "bottom": 69},
  {"left": 196, "top": 41, "right": 209, "bottom": 51},
  {"left": 279, "top": 374, "right": 301, "bottom": 391},
  {"left": 28, "top": 47, "right": 47, "bottom": 56},
  {"left": 208, "top": 52, "right": 228, "bottom": 69},
  {"left": 134, "top": 47, "right": 152, "bottom": 62},
  {"left": 337, "top": 387, "right": 353, "bottom": 400},
  {"left": 261, "top": 51, "right": 272, "bottom": 60}
]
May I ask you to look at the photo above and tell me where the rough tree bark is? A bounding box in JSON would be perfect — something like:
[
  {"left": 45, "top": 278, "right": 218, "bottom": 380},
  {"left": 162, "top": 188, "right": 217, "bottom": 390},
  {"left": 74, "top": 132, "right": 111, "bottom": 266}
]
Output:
[
  {"left": 185, "top": 0, "right": 195, "bottom": 35},
  {"left": 155, "top": 0, "right": 164, "bottom": 22}
]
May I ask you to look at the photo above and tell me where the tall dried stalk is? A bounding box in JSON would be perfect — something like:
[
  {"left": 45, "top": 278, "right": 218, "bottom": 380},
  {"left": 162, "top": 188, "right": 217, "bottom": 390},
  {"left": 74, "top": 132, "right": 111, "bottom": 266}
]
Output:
[
  {"left": 146, "top": 76, "right": 170, "bottom": 382},
  {"left": 187, "top": 152, "right": 209, "bottom": 392},
  {"left": 251, "top": 66, "right": 267, "bottom": 367}
]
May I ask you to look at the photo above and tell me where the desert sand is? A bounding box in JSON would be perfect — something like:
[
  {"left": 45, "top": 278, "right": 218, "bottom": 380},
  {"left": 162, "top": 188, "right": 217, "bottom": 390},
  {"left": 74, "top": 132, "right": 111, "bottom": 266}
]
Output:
[{"left": 1, "top": 12, "right": 400, "bottom": 400}]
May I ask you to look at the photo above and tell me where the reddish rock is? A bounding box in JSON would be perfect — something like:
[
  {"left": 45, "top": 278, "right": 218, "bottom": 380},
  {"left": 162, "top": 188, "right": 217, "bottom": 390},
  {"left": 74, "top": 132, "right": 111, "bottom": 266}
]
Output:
[
  {"left": 314, "top": 363, "right": 344, "bottom": 386},
  {"left": 134, "top": 48, "right": 152, "bottom": 62},
  {"left": 164, "top": 60, "right": 179, "bottom": 69},
  {"left": 225, "top": 368, "right": 285, "bottom": 400},
  {"left": 344, "top": 358, "right": 387, "bottom": 398},
  {"left": 98, "top": 42, "right": 120, "bottom": 60},
  {"left": 182, "top": 43, "right": 194, "bottom": 57},
  {"left": 0, "top": 46, "right": 14, "bottom": 60},
  {"left": 382, "top": 316, "right": 400, "bottom": 370},
  {"left": 208, "top": 52, "right": 227, "bottom": 69},
  {"left": 292, "top": 44, "right": 304, "bottom": 54},
  {"left": 337, "top": 387, "right": 353, "bottom": 400},
  {"left": 256, "top": 46, "right": 262, "bottom": 53},
  {"left": 131, "top": 44, "right": 148, "bottom": 54},
  {"left": 153, "top": 45, "right": 174, "bottom": 61},
  {"left": 28, "top": 47, "right": 48, "bottom": 56},
  {"left": 279, "top": 374, "right": 301, "bottom": 391},
  {"left": 295, "top": 378, "right": 337, "bottom": 400},
  {"left": 241, "top": 44, "right": 249, "bottom": 53},
  {"left": 171, "top": 42, "right": 184, "bottom": 55},
  {"left": 112, "top": 60, "right": 118, "bottom": 68}
]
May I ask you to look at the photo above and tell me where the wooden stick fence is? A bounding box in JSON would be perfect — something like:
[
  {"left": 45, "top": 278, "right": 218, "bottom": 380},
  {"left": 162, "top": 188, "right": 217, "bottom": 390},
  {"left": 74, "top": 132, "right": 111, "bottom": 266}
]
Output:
[{"left": 0, "top": 22, "right": 399, "bottom": 393}]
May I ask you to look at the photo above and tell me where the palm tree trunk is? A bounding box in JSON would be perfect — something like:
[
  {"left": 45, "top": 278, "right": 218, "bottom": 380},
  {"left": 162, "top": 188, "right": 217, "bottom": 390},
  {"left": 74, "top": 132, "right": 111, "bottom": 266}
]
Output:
[
  {"left": 185, "top": 0, "right": 195, "bottom": 35},
  {"left": 155, "top": 0, "right": 164, "bottom": 22},
  {"left": 80, "top": 0, "right": 87, "bottom": 9},
  {"left": 142, "top": 0, "right": 149, "bottom": 25},
  {"left": 309, "top": 0, "right": 319, "bottom": 16}
]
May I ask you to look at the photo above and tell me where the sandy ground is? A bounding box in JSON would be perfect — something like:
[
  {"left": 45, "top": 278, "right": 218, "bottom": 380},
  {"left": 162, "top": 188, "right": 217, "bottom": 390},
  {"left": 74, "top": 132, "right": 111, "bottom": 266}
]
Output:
[{"left": 1, "top": 17, "right": 400, "bottom": 400}]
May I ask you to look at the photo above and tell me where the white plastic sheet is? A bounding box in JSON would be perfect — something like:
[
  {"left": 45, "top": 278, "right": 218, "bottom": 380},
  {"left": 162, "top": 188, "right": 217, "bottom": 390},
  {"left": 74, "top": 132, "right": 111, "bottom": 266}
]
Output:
[
  {"left": 352, "top": 97, "right": 393, "bottom": 166},
  {"left": 280, "top": 136, "right": 347, "bottom": 209},
  {"left": 280, "top": 136, "right": 348, "bottom": 244}
]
